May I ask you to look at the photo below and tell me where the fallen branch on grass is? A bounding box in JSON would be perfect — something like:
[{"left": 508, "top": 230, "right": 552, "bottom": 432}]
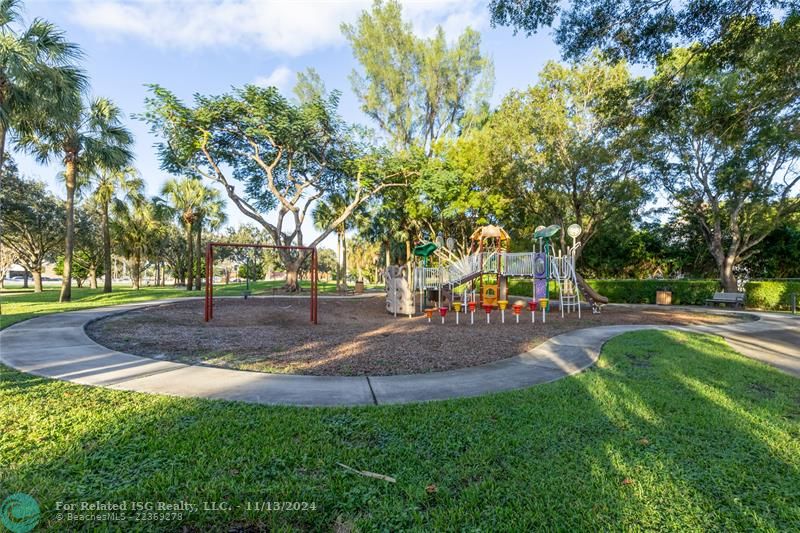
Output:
[{"left": 336, "top": 462, "right": 396, "bottom": 483}]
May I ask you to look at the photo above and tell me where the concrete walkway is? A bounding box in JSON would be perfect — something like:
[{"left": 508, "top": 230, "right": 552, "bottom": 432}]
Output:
[{"left": 1, "top": 302, "right": 797, "bottom": 406}]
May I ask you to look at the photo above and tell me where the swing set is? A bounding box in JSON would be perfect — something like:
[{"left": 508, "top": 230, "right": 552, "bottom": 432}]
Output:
[{"left": 204, "top": 242, "right": 318, "bottom": 324}]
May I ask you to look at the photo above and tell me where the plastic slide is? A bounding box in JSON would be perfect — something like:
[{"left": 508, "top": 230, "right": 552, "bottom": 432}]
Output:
[{"left": 575, "top": 272, "right": 609, "bottom": 308}]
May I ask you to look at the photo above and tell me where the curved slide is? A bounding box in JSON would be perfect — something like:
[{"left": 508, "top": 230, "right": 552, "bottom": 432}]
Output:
[{"left": 575, "top": 272, "right": 608, "bottom": 310}]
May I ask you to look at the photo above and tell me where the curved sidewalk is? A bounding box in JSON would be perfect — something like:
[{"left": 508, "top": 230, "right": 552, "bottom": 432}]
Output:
[{"left": 1, "top": 302, "right": 797, "bottom": 406}]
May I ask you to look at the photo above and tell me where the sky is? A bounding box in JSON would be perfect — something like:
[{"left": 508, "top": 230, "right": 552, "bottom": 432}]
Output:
[{"left": 17, "top": 0, "right": 565, "bottom": 248}]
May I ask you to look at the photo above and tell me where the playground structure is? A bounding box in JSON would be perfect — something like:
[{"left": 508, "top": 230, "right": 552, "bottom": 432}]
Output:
[
  {"left": 386, "top": 223, "right": 608, "bottom": 321},
  {"left": 385, "top": 264, "right": 415, "bottom": 316}
]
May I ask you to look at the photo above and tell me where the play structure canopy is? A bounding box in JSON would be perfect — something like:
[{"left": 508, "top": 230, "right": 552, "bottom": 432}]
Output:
[
  {"left": 413, "top": 242, "right": 439, "bottom": 258},
  {"left": 533, "top": 224, "right": 561, "bottom": 239},
  {"left": 470, "top": 225, "right": 510, "bottom": 242}
]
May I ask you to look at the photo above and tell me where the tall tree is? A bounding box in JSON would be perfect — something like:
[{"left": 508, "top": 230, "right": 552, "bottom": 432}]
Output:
[
  {"left": 313, "top": 192, "right": 356, "bottom": 290},
  {"left": 24, "top": 97, "right": 133, "bottom": 302},
  {"left": 465, "top": 55, "right": 651, "bottom": 253},
  {"left": 293, "top": 67, "right": 326, "bottom": 104},
  {"left": 0, "top": 172, "right": 64, "bottom": 292},
  {"left": 111, "top": 197, "right": 159, "bottom": 290},
  {"left": 143, "top": 84, "right": 408, "bottom": 291},
  {"left": 644, "top": 39, "right": 800, "bottom": 291},
  {"left": 91, "top": 166, "right": 144, "bottom": 292},
  {"left": 347, "top": 235, "right": 381, "bottom": 283},
  {"left": 342, "top": 0, "right": 493, "bottom": 154},
  {"left": 192, "top": 185, "right": 226, "bottom": 290},
  {"left": 72, "top": 201, "right": 104, "bottom": 289},
  {"left": 0, "top": 0, "right": 86, "bottom": 167},
  {"left": 159, "top": 224, "right": 189, "bottom": 286},
  {"left": 160, "top": 176, "right": 222, "bottom": 291}
]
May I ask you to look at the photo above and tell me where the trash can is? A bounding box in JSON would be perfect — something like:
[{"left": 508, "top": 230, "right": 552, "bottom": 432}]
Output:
[{"left": 656, "top": 290, "right": 672, "bottom": 305}]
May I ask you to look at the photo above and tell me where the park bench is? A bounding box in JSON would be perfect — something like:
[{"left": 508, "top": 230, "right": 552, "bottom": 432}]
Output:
[
  {"left": 705, "top": 292, "right": 745, "bottom": 308},
  {"left": 271, "top": 286, "right": 304, "bottom": 297}
]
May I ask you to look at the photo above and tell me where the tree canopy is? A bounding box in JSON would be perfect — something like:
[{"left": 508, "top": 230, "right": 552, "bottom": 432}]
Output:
[
  {"left": 488, "top": 0, "right": 798, "bottom": 64},
  {"left": 642, "top": 37, "right": 800, "bottom": 290},
  {"left": 461, "top": 55, "right": 652, "bottom": 253},
  {"left": 343, "top": 0, "right": 493, "bottom": 154},
  {"left": 142, "top": 83, "right": 410, "bottom": 289}
]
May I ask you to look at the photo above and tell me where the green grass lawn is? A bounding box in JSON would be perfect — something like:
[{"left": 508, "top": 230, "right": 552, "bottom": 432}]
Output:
[
  {"left": 0, "top": 280, "right": 380, "bottom": 329},
  {"left": 2, "top": 330, "right": 798, "bottom": 531}
]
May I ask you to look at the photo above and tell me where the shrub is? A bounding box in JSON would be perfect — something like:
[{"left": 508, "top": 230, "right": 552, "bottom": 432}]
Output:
[
  {"left": 509, "top": 278, "right": 720, "bottom": 305},
  {"left": 508, "top": 279, "right": 561, "bottom": 299},
  {"left": 587, "top": 279, "right": 720, "bottom": 305},
  {"left": 745, "top": 281, "right": 800, "bottom": 310}
]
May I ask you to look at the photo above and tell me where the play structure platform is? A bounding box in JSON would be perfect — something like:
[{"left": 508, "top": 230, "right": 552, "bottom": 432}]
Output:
[{"left": 386, "top": 223, "right": 608, "bottom": 319}]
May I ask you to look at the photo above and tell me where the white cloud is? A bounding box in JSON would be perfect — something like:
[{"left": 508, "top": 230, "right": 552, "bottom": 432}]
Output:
[
  {"left": 253, "top": 66, "right": 293, "bottom": 90},
  {"left": 73, "top": 0, "right": 487, "bottom": 56}
]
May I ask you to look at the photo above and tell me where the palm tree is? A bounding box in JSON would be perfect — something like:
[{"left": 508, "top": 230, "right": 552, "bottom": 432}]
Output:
[
  {"left": 24, "top": 97, "right": 133, "bottom": 302},
  {"left": 313, "top": 193, "right": 355, "bottom": 291},
  {"left": 347, "top": 236, "right": 381, "bottom": 283},
  {"left": 161, "top": 177, "right": 224, "bottom": 290},
  {"left": 0, "top": 0, "right": 86, "bottom": 168},
  {"left": 92, "top": 166, "right": 143, "bottom": 292},
  {"left": 192, "top": 187, "right": 226, "bottom": 290},
  {"left": 111, "top": 197, "right": 158, "bottom": 290}
]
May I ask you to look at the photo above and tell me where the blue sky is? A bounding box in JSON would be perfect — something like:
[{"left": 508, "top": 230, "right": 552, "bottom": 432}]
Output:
[{"left": 18, "top": 0, "right": 564, "bottom": 246}]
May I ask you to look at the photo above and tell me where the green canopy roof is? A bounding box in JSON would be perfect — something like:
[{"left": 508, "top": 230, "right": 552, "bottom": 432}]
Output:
[
  {"left": 533, "top": 224, "right": 561, "bottom": 239},
  {"left": 413, "top": 242, "right": 438, "bottom": 258}
]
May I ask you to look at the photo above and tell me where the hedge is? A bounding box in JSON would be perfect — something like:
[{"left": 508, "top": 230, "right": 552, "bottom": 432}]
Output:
[
  {"left": 509, "top": 278, "right": 720, "bottom": 305},
  {"left": 586, "top": 279, "right": 721, "bottom": 305},
  {"left": 745, "top": 281, "right": 800, "bottom": 310},
  {"left": 494, "top": 278, "right": 800, "bottom": 309},
  {"left": 508, "top": 279, "right": 561, "bottom": 299}
]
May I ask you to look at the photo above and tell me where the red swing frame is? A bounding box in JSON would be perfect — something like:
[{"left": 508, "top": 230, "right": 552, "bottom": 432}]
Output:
[{"left": 204, "top": 242, "right": 318, "bottom": 324}]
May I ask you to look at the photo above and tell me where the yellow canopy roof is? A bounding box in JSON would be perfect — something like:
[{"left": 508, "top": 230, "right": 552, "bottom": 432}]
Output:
[{"left": 470, "top": 225, "right": 510, "bottom": 242}]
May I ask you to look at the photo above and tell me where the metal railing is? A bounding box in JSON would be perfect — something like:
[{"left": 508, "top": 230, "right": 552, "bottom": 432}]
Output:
[
  {"left": 502, "top": 253, "right": 536, "bottom": 276},
  {"left": 414, "top": 251, "right": 581, "bottom": 290}
]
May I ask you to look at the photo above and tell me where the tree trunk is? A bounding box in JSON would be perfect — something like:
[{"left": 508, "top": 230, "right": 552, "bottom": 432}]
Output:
[
  {"left": 89, "top": 268, "right": 98, "bottom": 289},
  {"left": 59, "top": 158, "right": 77, "bottom": 302},
  {"left": 194, "top": 223, "right": 202, "bottom": 291},
  {"left": 285, "top": 263, "right": 300, "bottom": 292},
  {"left": 22, "top": 269, "right": 28, "bottom": 288},
  {"left": 32, "top": 270, "right": 43, "bottom": 293},
  {"left": 185, "top": 222, "right": 194, "bottom": 290},
  {"left": 102, "top": 201, "right": 113, "bottom": 293},
  {"left": 720, "top": 256, "right": 738, "bottom": 292},
  {"left": 133, "top": 251, "right": 141, "bottom": 290},
  {"left": 0, "top": 124, "right": 6, "bottom": 172},
  {"left": 342, "top": 230, "right": 348, "bottom": 290},
  {"left": 336, "top": 231, "right": 343, "bottom": 290}
]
